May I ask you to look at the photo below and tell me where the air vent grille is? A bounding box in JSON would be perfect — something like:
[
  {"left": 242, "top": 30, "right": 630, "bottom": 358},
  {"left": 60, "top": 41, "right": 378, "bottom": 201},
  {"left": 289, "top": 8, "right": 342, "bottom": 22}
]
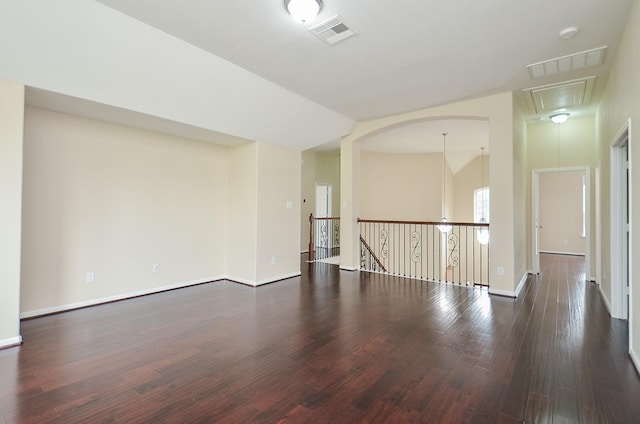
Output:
[
  {"left": 527, "top": 46, "right": 608, "bottom": 79},
  {"left": 309, "top": 15, "right": 357, "bottom": 45}
]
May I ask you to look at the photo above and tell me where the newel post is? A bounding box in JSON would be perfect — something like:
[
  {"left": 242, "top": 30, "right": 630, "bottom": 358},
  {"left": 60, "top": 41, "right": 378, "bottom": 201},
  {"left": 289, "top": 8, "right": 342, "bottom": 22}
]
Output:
[{"left": 308, "top": 213, "right": 314, "bottom": 261}]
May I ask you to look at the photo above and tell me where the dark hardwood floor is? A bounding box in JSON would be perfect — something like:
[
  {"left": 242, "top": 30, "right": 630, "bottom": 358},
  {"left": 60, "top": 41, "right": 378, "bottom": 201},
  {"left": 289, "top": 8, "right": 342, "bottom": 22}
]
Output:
[{"left": 1, "top": 253, "right": 639, "bottom": 423}]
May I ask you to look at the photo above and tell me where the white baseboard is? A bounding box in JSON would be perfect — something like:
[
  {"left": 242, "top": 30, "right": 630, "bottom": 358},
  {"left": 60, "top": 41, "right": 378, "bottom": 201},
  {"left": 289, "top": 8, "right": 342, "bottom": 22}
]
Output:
[
  {"left": 631, "top": 349, "right": 640, "bottom": 377},
  {"left": 489, "top": 288, "right": 516, "bottom": 298},
  {"left": 339, "top": 266, "right": 359, "bottom": 271},
  {"left": 226, "top": 272, "right": 301, "bottom": 287},
  {"left": 488, "top": 272, "right": 529, "bottom": 299},
  {"left": 515, "top": 272, "right": 529, "bottom": 298},
  {"left": 539, "top": 250, "right": 585, "bottom": 256},
  {"left": 0, "top": 335, "right": 22, "bottom": 349},
  {"left": 599, "top": 284, "right": 612, "bottom": 316},
  {"left": 20, "top": 275, "right": 225, "bottom": 319}
]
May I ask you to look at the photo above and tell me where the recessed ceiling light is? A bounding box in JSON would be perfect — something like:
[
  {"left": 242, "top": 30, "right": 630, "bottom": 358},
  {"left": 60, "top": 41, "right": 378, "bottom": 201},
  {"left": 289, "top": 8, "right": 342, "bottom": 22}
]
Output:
[
  {"left": 550, "top": 112, "right": 570, "bottom": 124},
  {"left": 559, "top": 26, "right": 580, "bottom": 39}
]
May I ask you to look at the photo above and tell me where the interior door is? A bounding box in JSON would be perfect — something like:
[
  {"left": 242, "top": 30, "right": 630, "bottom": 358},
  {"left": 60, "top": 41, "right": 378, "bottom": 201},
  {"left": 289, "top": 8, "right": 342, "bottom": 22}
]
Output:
[{"left": 532, "top": 171, "right": 541, "bottom": 273}]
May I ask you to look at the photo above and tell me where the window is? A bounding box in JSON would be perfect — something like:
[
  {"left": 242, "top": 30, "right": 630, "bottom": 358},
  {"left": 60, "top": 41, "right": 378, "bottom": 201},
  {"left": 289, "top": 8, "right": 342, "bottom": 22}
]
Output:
[{"left": 474, "top": 187, "right": 490, "bottom": 223}]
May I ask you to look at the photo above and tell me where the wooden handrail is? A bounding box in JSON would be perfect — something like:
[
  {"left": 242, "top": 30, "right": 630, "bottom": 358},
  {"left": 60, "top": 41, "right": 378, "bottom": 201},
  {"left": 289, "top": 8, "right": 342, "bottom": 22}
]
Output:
[
  {"left": 359, "top": 235, "right": 387, "bottom": 273},
  {"left": 309, "top": 214, "right": 341, "bottom": 262},
  {"left": 357, "top": 218, "right": 489, "bottom": 227}
]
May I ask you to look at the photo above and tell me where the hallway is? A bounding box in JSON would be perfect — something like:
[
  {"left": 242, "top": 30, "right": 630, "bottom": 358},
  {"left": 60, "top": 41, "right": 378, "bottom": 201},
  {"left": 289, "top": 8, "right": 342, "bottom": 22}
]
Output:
[{"left": 0, "top": 254, "right": 638, "bottom": 422}]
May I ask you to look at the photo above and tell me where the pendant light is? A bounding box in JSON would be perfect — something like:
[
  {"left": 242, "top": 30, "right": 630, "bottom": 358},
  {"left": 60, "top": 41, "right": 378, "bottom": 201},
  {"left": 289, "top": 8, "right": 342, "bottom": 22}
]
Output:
[
  {"left": 477, "top": 147, "right": 490, "bottom": 245},
  {"left": 437, "top": 132, "right": 452, "bottom": 233}
]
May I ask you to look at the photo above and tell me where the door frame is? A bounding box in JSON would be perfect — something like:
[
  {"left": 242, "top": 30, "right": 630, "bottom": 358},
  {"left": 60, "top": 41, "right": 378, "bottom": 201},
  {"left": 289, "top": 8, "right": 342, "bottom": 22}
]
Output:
[
  {"left": 532, "top": 166, "right": 591, "bottom": 276},
  {"left": 610, "top": 119, "right": 631, "bottom": 322}
]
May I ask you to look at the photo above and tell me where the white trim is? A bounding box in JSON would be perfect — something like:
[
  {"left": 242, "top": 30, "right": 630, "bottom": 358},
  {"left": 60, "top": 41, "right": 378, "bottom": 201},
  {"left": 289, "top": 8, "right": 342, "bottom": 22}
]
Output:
[
  {"left": 515, "top": 272, "right": 529, "bottom": 298},
  {"left": 610, "top": 120, "right": 631, "bottom": 320},
  {"left": 538, "top": 250, "right": 585, "bottom": 256},
  {"left": 595, "top": 166, "right": 602, "bottom": 286},
  {"left": 631, "top": 349, "right": 640, "bottom": 377},
  {"left": 488, "top": 288, "right": 516, "bottom": 298},
  {"left": 340, "top": 265, "right": 359, "bottom": 271},
  {"left": 600, "top": 284, "right": 612, "bottom": 316},
  {"left": 228, "top": 272, "right": 302, "bottom": 287},
  {"left": 20, "top": 276, "right": 225, "bottom": 319},
  {"left": 532, "top": 170, "right": 540, "bottom": 274},
  {"left": 20, "top": 272, "right": 306, "bottom": 318},
  {"left": 0, "top": 336, "right": 22, "bottom": 349}
]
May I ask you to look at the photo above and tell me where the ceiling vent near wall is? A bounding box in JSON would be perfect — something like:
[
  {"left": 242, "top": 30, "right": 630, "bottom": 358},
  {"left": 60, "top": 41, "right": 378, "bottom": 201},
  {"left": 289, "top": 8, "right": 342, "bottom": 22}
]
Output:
[
  {"left": 522, "top": 76, "right": 596, "bottom": 114},
  {"left": 527, "top": 46, "right": 608, "bottom": 79},
  {"left": 309, "top": 15, "right": 357, "bottom": 45}
]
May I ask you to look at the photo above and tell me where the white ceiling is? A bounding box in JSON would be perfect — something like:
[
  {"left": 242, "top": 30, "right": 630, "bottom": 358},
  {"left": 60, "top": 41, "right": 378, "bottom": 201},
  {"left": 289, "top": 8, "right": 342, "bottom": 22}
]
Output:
[
  {"left": 1, "top": 0, "right": 633, "bottom": 153},
  {"left": 95, "top": 0, "right": 631, "bottom": 119}
]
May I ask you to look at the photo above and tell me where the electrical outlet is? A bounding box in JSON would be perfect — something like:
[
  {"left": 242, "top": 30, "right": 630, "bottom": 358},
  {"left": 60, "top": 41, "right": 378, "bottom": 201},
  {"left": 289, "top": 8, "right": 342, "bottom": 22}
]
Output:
[
  {"left": 86, "top": 272, "right": 95, "bottom": 283},
  {"left": 153, "top": 264, "right": 160, "bottom": 273},
  {"left": 271, "top": 256, "right": 276, "bottom": 265},
  {"left": 497, "top": 266, "right": 505, "bottom": 276}
]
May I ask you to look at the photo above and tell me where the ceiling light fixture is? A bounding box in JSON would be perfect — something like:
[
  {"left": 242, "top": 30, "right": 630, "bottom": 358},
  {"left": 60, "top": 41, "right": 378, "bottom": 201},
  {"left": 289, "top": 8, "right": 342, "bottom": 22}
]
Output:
[
  {"left": 550, "top": 112, "right": 570, "bottom": 124},
  {"left": 438, "top": 133, "right": 452, "bottom": 233},
  {"left": 285, "top": 0, "right": 322, "bottom": 24}
]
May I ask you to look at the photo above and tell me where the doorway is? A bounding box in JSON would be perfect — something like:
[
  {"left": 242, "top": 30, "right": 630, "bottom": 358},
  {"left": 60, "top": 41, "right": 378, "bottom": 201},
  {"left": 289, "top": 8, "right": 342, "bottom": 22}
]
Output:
[
  {"left": 315, "top": 183, "right": 333, "bottom": 249},
  {"left": 532, "top": 167, "right": 591, "bottom": 276},
  {"left": 611, "top": 122, "right": 631, "bottom": 321}
]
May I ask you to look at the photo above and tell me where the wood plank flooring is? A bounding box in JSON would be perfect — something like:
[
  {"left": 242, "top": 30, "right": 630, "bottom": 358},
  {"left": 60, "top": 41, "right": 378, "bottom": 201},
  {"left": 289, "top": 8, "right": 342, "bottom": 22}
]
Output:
[{"left": 1, "top": 253, "right": 639, "bottom": 423}]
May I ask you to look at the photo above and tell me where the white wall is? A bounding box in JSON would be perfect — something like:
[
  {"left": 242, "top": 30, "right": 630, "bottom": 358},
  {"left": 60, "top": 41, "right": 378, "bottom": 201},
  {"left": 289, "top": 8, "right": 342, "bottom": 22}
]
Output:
[
  {"left": 0, "top": 78, "right": 24, "bottom": 348},
  {"left": 359, "top": 152, "right": 445, "bottom": 221},
  {"left": 21, "top": 107, "right": 228, "bottom": 316},
  {"left": 513, "top": 98, "right": 528, "bottom": 292},
  {"left": 256, "top": 142, "right": 301, "bottom": 283},
  {"left": 316, "top": 152, "right": 341, "bottom": 217},
  {"left": 597, "top": 0, "right": 640, "bottom": 371},
  {"left": 226, "top": 143, "right": 258, "bottom": 282}
]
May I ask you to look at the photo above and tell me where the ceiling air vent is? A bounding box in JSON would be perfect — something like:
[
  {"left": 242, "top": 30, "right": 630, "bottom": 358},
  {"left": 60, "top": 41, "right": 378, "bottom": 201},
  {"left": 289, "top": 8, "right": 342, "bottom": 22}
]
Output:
[
  {"left": 527, "top": 46, "right": 608, "bottom": 79},
  {"left": 309, "top": 15, "right": 357, "bottom": 45}
]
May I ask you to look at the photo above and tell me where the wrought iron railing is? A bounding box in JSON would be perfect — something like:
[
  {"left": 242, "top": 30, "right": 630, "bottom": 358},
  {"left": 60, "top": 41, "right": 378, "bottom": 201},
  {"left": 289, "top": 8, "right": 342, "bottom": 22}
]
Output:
[
  {"left": 358, "top": 219, "right": 490, "bottom": 287},
  {"left": 308, "top": 214, "right": 340, "bottom": 261}
]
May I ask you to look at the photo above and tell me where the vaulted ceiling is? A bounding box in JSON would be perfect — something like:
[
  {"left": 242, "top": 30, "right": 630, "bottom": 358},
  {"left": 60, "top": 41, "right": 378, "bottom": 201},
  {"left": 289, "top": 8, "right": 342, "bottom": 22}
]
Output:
[{"left": 0, "top": 1, "right": 633, "bottom": 153}]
